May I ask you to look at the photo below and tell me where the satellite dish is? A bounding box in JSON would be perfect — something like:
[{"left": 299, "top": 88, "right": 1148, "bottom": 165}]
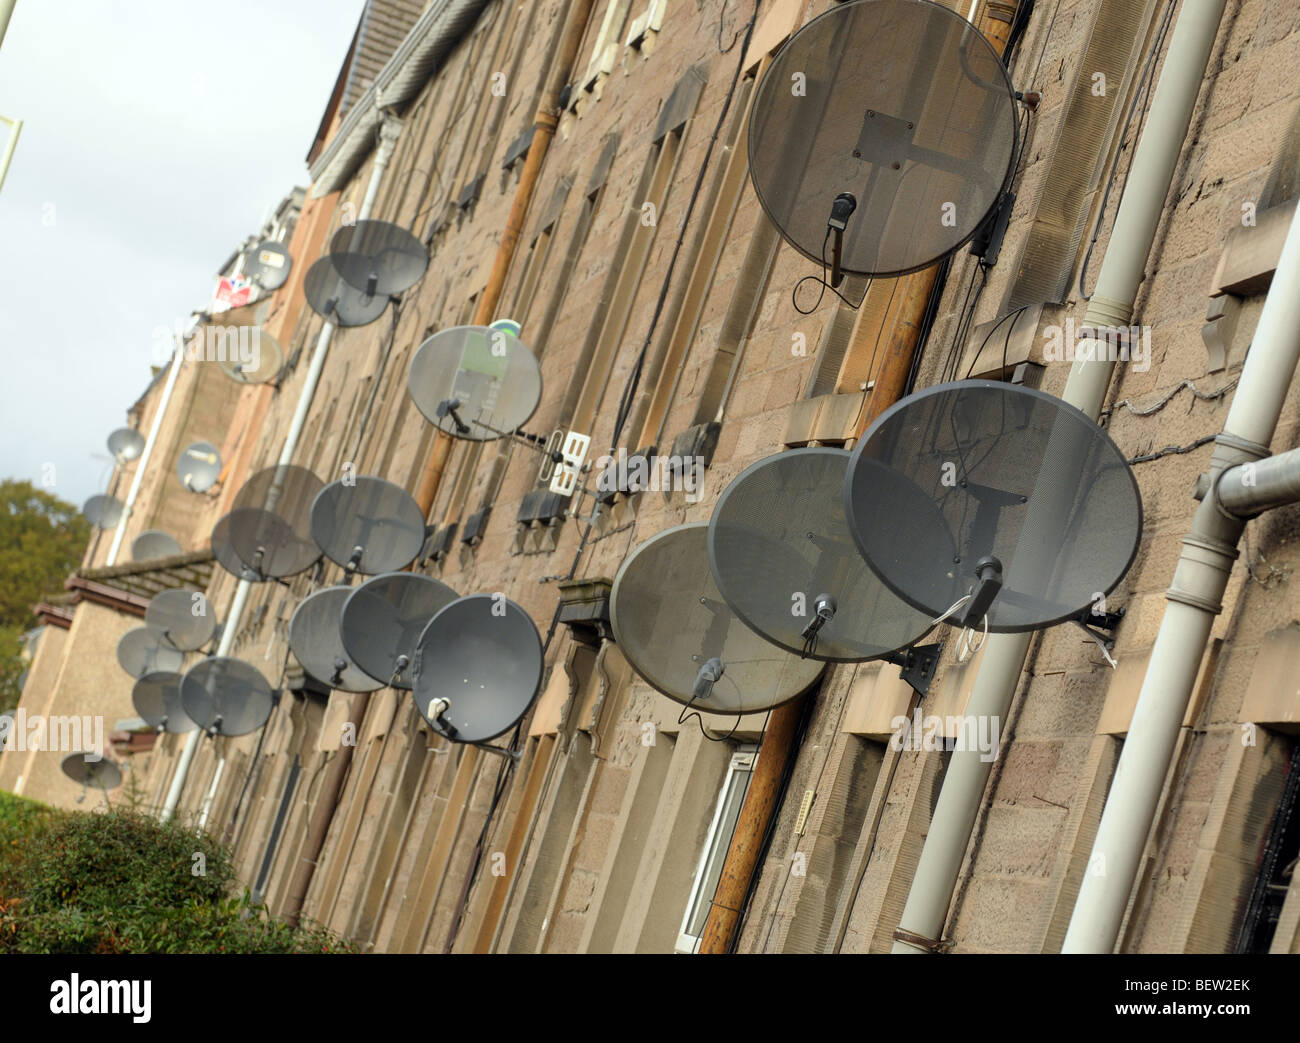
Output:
[
  {"left": 132, "top": 671, "right": 198, "bottom": 733},
  {"left": 411, "top": 593, "right": 543, "bottom": 744},
  {"left": 329, "top": 219, "right": 429, "bottom": 297},
  {"left": 216, "top": 328, "right": 284, "bottom": 385},
  {"left": 83, "top": 493, "right": 124, "bottom": 529},
  {"left": 310, "top": 476, "right": 426, "bottom": 574},
  {"left": 131, "top": 529, "right": 182, "bottom": 561},
  {"left": 287, "top": 587, "right": 384, "bottom": 693},
  {"left": 145, "top": 588, "right": 217, "bottom": 652},
  {"left": 340, "top": 572, "right": 459, "bottom": 690},
  {"left": 748, "top": 0, "right": 1018, "bottom": 278},
  {"left": 612, "top": 524, "right": 825, "bottom": 713},
  {"left": 247, "top": 239, "right": 292, "bottom": 290},
  {"left": 407, "top": 326, "right": 543, "bottom": 441},
  {"left": 180, "top": 656, "right": 274, "bottom": 737},
  {"left": 107, "top": 427, "right": 145, "bottom": 462},
  {"left": 61, "top": 753, "right": 122, "bottom": 792},
  {"left": 179, "top": 441, "right": 222, "bottom": 492},
  {"left": 708, "top": 447, "right": 934, "bottom": 661},
  {"left": 845, "top": 380, "right": 1143, "bottom": 632},
  {"left": 227, "top": 465, "right": 324, "bottom": 579},
  {"left": 303, "top": 255, "right": 388, "bottom": 326},
  {"left": 210, "top": 511, "right": 270, "bottom": 582},
  {"left": 117, "top": 625, "right": 186, "bottom": 678}
]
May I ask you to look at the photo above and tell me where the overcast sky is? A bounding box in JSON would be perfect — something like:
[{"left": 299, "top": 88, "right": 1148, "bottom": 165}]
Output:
[{"left": 0, "top": 1, "right": 362, "bottom": 510}]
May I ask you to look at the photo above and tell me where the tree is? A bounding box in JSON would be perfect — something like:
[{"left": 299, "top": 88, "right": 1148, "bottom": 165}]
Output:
[{"left": 0, "top": 480, "right": 89, "bottom": 714}]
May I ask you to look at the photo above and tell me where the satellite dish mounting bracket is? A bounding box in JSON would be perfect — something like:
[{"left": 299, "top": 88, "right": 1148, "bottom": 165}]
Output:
[{"left": 881, "top": 642, "right": 942, "bottom": 699}]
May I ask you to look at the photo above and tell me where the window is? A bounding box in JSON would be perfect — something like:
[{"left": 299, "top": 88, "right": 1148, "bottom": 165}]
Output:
[
  {"left": 1235, "top": 739, "right": 1300, "bottom": 953},
  {"left": 676, "top": 746, "right": 756, "bottom": 954}
]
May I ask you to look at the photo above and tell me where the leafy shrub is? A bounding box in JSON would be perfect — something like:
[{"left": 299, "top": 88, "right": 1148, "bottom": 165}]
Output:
[{"left": 0, "top": 802, "right": 350, "bottom": 954}]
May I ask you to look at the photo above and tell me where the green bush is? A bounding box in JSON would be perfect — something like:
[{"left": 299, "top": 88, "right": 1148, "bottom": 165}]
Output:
[
  {"left": 0, "top": 790, "right": 60, "bottom": 899},
  {"left": 0, "top": 801, "right": 350, "bottom": 954}
]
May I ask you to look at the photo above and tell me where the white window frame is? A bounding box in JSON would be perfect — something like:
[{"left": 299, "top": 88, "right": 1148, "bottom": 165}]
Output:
[{"left": 675, "top": 746, "right": 757, "bottom": 953}]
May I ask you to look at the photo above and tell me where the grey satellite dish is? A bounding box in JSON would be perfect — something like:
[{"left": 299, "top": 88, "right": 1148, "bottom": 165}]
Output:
[
  {"left": 411, "top": 593, "right": 543, "bottom": 744},
  {"left": 180, "top": 657, "right": 274, "bottom": 737},
  {"left": 214, "top": 327, "right": 283, "bottom": 385},
  {"left": 227, "top": 465, "right": 324, "bottom": 579},
  {"left": 61, "top": 754, "right": 122, "bottom": 793},
  {"left": 407, "top": 326, "right": 543, "bottom": 441},
  {"left": 116, "top": 625, "right": 185, "bottom": 678},
  {"left": 145, "top": 588, "right": 217, "bottom": 652},
  {"left": 310, "top": 476, "right": 426, "bottom": 575},
  {"left": 708, "top": 447, "right": 934, "bottom": 661},
  {"left": 748, "top": 0, "right": 1018, "bottom": 279},
  {"left": 83, "top": 493, "right": 124, "bottom": 529},
  {"left": 303, "top": 255, "right": 388, "bottom": 327},
  {"left": 107, "top": 427, "right": 145, "bottom": 462},
  {"left": 179, "top": 440, "right": 222, "bottom": 492},
  {"left": 210, "top": 511, "right": 269, "bottom": 582},
  {"left": 288, "top": 587, "right": 384, "bottom": 693},
  {"left": 340, "top": 572, "right": 460, "bottom": 690},
  {"left": 844, "top": 380, "right": 1143, "bottom": 632},
  {"left": 131, "top": 529, "right": 182, "bottom": 561},
  {"left": 132, "top": 671, "right": 198, "bottom": 733},
  {"left": 612, "top": 524, "right": 825, "bottom": 714},
  {"left": 330, "top": 219, "right": 428, "bottom": 297},
  {"left": 247, "top": 239, "right": 292, "bottom": 291}
]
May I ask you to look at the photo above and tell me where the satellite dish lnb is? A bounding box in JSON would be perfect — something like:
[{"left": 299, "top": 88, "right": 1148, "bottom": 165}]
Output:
[
  {"left": 310, "top": 476, "right": 426, "bottom": 575},
  {"left": 341, "top": 572, "right": 460, "bottom": 690},
  {"left": 407, "top": 326, "right": 543, "bottom": 442},
  {"left": 612, "top": 524, "right": 825, "bottom": 714},
  {"left": 287, "top": 587, "right": 384, "bottom": 693},
  {"left": 411, "top": 593, "right": 543, "bottom": 744},
  {"left": 247, "top": 240, "right": 292, "bottom": 290},
  {"left": 107, "top": 427, "right": 146, "bottom": 462},
  {"left": 83, "top": 493, "right": 125, "bottom": 529},
  {"left": 117, "top": 625, "right": 186, "bottom": 678},
  {"left": 146, "top": 588, "right": 217, "bottom": 652},
  {"left": 226, "top": 464, "right": 324, "bottom": 579},
  {"left": 329, "top": 219, "right": 429, "bottom": 297},
  {"left": 180, "top": 656, "right": 274, "bottom": 737},
  {"left": 708, "top": 447, "right": 934, "bottom": 661},
  {"left": 845, "top": 380, "right": 1143, "bottom": 633},
  {"left": 748, "top": 0, "right": 1018, "bottom": 279},
  {"left": 179, "top": 441, "right": 222, "bottom": 492},
  {"left": 303, "top": 255, "right": 388, "bottom": 326},
  {"left": 132, "top": 671, "right": 198, "bottom": 733}
]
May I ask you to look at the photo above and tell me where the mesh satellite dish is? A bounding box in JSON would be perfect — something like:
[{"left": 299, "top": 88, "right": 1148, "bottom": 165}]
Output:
[
  {"left": 107, "top": 427, "right": 145, "bottom": 462},
  {"left": 612, "top": 524, "right": 825, "bottom": 714},
  {"left": 330, "top": 219, "right": 429, "bottom": 297},
  {"left": 131, "top": 529, "right": 182, "bottom": 561},
  {"left": 247, "top": 239, "right": 292, "bottom": 290},
  {"left": 407, "top": 326, "right": 543, "bottom": 441},
  {"left": 340, "top": 572, "right": 460, "bottom": 689},
  {"left": 411, "top": 593, "right": 543, "bottom": 744},
  {"left": 708, "top": 448, "right": 934, "bottom": 662},
  {"left": 845, "top": 380, "right": 1143, "bottom": 633},
  {"left": 117, "top": 625, "right": 186, "bottom": 678},
  {"left": 61, "top": 753, "right": 122, "bottom": 794},
  {"left": 145, "top": 588, "right": 217, "bottom": 651},
  {"left": 310, "top": 476, "right": 426, "bottom": 575},
  {"left": 132, "top": 671, "right": 198, "bottom": 733},
  {"left": 83, "top": 493, "right": 124, "bottom": 529},
  {"left": 303, "top": 255, "right": 388, "bottom": 327},
  {"left": 748, "top": 0, "right": 1019, "bottom": 280},
  {"left": 216, "top": 328, "right": 284, "bottom": 385},
  {"left": 227, "top": 465, "right": 324, "bottom": 579},
  {"left": 210, "top": 511, "right": 269, "bottom": 582},
  {"left": 287, "top": 587, "right": 384, "bottom": 693},
  {"left": 180, "top": 656, "right": 274, "bottom": 736},
  {"left": 179, "top": 441, "right": 222, "bottom": 492}
]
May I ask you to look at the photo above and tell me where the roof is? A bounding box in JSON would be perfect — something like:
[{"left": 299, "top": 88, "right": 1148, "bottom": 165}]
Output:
[{"left": 73, "top": 549, "right": 216, "bottom": 602}]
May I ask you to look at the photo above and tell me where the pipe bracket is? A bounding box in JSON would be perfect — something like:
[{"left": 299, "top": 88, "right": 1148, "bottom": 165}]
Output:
[{"left": 893, "top": 927, "right": 947, "bottom": 953}]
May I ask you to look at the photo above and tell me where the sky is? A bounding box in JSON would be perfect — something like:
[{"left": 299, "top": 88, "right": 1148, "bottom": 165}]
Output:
[{"left": 0, "top": 0, "right": 363, "bottom": 509}]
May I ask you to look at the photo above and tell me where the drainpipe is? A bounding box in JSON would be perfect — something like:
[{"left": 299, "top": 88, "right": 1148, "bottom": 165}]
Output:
[
  {"left": 161, "top": 116, "right": 404, "bottom": 823},
  {"left": 105, "top": 342, "right": 187, "bottom": 566},
  {"left": 891, "top": 0, "right": 1227, "bottom": 953},
  {"left": 1064, "top": 203, "right": 1300, "bottom": 952}
]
